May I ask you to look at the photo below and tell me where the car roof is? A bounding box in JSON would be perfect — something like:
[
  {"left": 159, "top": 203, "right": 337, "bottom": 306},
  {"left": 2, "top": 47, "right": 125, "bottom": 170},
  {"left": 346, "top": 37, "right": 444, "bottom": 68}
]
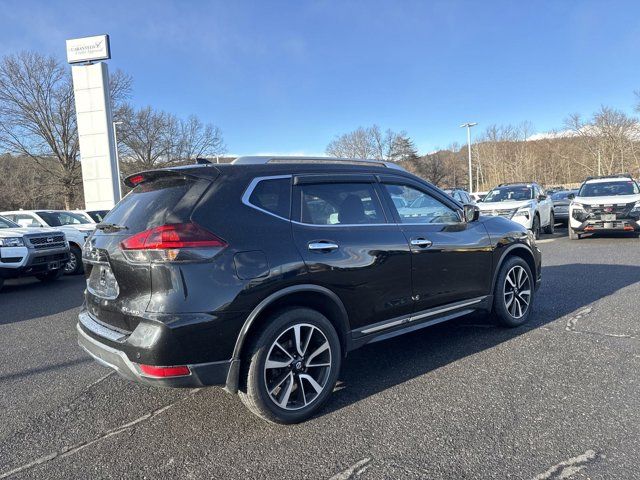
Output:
[
  {"left": 584, "top": 177, "right": 636, "bottom": 184},
  {"left": 127, "top": 160, "right": 422, "bottom": 185}
]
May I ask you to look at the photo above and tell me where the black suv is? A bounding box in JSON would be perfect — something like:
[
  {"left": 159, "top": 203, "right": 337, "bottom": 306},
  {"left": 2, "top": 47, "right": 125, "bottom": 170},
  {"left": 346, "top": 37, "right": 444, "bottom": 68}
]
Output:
[{"left": 78, "top": 157, "right": 541, "bottom": 423}]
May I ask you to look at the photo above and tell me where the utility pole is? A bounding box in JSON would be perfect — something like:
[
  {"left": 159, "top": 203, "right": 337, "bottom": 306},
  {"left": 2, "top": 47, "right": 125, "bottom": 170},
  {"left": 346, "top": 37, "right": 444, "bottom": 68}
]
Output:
[{"left": 460, "top": 122, "right": 478, "bottom": 192}]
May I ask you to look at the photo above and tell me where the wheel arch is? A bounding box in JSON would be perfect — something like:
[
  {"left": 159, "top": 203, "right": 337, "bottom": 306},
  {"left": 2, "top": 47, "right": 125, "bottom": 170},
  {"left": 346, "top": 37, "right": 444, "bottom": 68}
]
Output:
[
  {"left": 225, "top": 285, "right": 350, "bottom": 393},
  {"left": 490, "top": 244, "right": 537, "bottom": 296}
]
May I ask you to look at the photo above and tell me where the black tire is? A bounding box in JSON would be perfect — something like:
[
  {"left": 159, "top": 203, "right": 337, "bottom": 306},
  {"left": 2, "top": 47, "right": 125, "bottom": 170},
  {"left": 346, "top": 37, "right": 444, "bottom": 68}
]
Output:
[
  {"left": 569, "top": 228, "right": 581, "bottom": 240},
  {"left": 492, "top": 256, "right": 534, "bottom": 328},
  {"left": 0, "top": 278, "right": 4, "bottom": 292},
  {"left": 35, "top": 268, "right": 64, "bottom": 282},
  {"left": 543, "top": 212, "right": 555, "bottom": 234},
  {"left": 239, "top": 307, "right": 341, "bottom": 424},
  {"left": 531, "top": 215, "right": 541, "bottom": 240},
  {"left": 64, "top": 245, "right": 83, "bottom": 275}
]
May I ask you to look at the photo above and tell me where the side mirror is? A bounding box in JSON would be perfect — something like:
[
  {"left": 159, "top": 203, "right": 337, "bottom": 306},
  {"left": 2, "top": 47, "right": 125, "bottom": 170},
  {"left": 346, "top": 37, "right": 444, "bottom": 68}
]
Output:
[
  {"left": 538, "top": 194, "right": 547, "bottom": 201},
  {"left": 463, "top": 204, "right": 480, "bottom": 222},
  {"left": 568, "top": 193, "right": 575, "bottom": 200}
]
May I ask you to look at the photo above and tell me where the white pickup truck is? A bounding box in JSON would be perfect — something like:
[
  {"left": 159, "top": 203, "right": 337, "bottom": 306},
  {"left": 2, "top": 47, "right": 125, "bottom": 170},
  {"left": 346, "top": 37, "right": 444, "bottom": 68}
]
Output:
[
  {"left": 0, "top": 216, "right": 70, "bottom": 292},
  {"left": 0, "top": 210, "right": 95, "bottom": 274}
]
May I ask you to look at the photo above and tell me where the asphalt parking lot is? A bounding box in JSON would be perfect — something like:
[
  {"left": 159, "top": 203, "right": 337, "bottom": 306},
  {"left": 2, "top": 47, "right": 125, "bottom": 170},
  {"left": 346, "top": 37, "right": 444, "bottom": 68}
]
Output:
[{"left": 1, "top": 229, "right": 639, "bottom": 479}]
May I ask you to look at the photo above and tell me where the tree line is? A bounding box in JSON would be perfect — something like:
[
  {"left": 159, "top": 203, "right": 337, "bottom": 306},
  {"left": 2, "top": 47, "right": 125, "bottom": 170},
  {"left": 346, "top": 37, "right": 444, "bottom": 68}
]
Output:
[
  {"left": 325, "top": 98, "right": 640, "bottom": 192},
  {"left": 1, "top": 50, "right": 640, "bottom": 211},
  {"left": 0, "top": 52, "right": 226, "bottom": 210}
]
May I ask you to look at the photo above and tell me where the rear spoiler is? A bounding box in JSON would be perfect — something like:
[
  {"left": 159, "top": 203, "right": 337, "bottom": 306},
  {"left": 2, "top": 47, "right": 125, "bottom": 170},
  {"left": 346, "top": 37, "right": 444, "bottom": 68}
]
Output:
[{"left": 124, "top": 166, "right": 220, "bottom": 188}]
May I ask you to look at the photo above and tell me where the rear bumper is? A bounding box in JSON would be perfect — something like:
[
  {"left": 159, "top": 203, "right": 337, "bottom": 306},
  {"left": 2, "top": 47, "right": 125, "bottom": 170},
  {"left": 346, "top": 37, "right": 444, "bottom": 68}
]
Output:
[{"left": 77, "top": 314, "right": 232, "bottom": 388}]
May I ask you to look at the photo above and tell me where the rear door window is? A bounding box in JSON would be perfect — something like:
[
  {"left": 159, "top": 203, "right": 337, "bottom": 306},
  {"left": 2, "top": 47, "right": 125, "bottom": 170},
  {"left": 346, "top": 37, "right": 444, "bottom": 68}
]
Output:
[{"left": 298, "top": 183, "right": 386, "bottom": 225}]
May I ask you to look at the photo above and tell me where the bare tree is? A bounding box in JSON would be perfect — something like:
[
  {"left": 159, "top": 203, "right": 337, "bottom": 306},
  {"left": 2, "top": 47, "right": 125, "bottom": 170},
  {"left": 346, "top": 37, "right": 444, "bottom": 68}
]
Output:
[
  {"left": 326, "top": 125, "right": 416, "bottom": 162},
  {"left": 118, "top": 105, "right": 226, "bottom": 170},
  {"left": 173, "top": 115, "right": 226, "bottom": 162},
  {"left": 0, "top": 51, "right": 131, "bottom": 208}
]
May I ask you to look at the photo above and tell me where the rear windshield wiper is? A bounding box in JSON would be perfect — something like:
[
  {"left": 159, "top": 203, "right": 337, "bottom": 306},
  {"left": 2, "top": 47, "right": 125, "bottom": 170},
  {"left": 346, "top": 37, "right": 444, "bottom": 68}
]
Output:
[{"left": 95, "top": 222, "right": 128, "bottom": 232}]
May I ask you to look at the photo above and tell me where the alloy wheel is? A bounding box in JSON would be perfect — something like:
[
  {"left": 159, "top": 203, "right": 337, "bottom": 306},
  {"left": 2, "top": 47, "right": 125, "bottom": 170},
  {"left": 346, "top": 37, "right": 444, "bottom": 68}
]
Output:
[
  {"left": 263, "top": 323, "right": 332, "bottom": 411},
  {"left": 64, "top": 254, "right": 77, "bottom": 274},
  {"left": 503, "top": 265, "right": 531, "bottom": 319}
]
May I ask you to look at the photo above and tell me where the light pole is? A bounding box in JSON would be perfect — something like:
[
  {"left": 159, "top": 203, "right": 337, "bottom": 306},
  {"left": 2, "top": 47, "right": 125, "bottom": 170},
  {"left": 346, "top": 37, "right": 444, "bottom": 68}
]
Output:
[
  {"left": 112, "top": 121, "right": 123, "bottom": 199},
  {"left": 460, "top": 122, "right": 478, "bottom": 192}
]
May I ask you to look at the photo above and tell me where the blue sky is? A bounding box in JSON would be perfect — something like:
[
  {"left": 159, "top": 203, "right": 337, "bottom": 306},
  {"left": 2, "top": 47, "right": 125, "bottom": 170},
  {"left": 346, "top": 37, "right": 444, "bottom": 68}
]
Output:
[{"left": 2, "top": 0, "right": 640, "bottom": 155}]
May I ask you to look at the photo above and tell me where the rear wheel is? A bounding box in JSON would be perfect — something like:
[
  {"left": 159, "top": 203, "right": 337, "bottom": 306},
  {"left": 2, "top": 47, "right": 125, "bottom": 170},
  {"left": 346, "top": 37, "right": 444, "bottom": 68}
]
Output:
[
  {"left": 35, "top": 269, "right": 64, "bottom": 282},
  {"left": 64, "top": 245, "right": 83, "bottom": 275},
  {"left": 239, "top": 308, "right": 341, "bottom": 424},
  {"left": 493, "top": 256, "right": 534, "bottom": 327},
  {"left": 543, "top": 212, "right": 555, "bottom": 234}
]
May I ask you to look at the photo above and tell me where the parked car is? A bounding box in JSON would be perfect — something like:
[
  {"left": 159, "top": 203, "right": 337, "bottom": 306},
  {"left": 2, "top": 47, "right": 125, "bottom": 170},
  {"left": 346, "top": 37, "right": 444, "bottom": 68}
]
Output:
[
  {"left": 0, "top": 210, "right": 95, "bottom": 274},
  {"left": 470, "top": 191, "right": 488, "bottom": 202},
  {"left": 550, "top": 190, "right": 578, "bottom": 225},
  {"left": 443, "top": 188, "right": 475, "bottom": 205},
  {"left": 0, "top": 215, "right": 69, "bottom": 292},
  {"left": 72, "top": 209, "right": 111, "bottom": 223},
  {"left": 77, "top": 156, "right": 541, "bottom": 424},
  {"left": 568, "top": 174, "right": 640, "bottom": 240},
  {"left": 477, "top": 182, "right": 554, "bottom": 238}
]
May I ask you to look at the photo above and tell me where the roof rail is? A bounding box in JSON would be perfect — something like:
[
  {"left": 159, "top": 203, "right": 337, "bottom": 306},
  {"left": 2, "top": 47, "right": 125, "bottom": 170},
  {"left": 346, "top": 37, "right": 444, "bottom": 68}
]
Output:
[
  {"left": 584, "top": 173, "right": 633, "bottom": 181},
  {"left": 498, "top": 182, "right": 534, "bottom": 187},
  {"left": 231, "top": 156, "right": 406, "bottom": 171}
]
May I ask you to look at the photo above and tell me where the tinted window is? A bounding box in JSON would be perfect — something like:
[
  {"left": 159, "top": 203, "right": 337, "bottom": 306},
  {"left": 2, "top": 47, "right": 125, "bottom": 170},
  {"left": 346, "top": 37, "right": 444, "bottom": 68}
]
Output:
[
  {"left": 551, "top": 191, "right": 571, "bottom": 200},
  {"left": 484, "top": 186, "right": 534, "bottom": 202},
  {"left": 248, "top": 178, "right": 291, "bottom": 219},
  {"left": 299, "top": 183, "right": 385, "bottom": 225},
  {"left": 104, "top": 177, "right": 201, "bottom": 234},
  {"left": 37, "top": 211, "right": 90, "bottom": 226},
  {"left": 384, "top": 184, "right": 461, "bottom": 224},
  {"left": 88, "top": 210, "right": 109, "bottom": 222},
  {"left": 578, "top": 180, "right": 639, "bottom": 197}
]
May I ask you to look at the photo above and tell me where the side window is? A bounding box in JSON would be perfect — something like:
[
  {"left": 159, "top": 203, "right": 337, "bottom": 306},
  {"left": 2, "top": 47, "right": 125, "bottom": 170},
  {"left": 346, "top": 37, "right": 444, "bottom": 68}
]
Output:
[
  {"left": 248, "top": 178, "right": 291, "bottom": 219},
  {"left": 453, "top": 191, "right": 463, "bottom": 203},
  {"left": 299, "top": 183, "right": 385, "bottom": 225},
  {"left": 14, "top": 214, "right": 40, "bottom": 227},
  {"left": 383, "top": 184, "right": 461, "bottom": 224}
]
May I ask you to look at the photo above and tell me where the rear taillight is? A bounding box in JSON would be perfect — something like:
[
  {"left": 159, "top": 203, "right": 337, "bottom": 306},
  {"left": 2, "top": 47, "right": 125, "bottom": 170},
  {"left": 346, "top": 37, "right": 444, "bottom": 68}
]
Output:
[{"left": 120, "top": 222, "right": 227, "bottom": 263}]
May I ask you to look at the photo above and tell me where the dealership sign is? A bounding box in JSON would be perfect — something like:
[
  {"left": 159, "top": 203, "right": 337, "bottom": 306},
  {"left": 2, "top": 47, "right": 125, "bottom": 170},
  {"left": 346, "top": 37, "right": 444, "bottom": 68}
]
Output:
[{"left": 66, "top": 35, "right": 111, "bottom": 64}]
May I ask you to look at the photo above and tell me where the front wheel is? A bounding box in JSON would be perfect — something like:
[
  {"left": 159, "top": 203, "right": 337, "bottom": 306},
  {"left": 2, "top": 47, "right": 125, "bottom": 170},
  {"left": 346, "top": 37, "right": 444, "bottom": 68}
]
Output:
[
  {"left": 64, "top": 246, "right": 83, "bottom": 275},
  {"left": 543, "top": 212, "right": 555, "bottom": 234},
  {"left": 531, "top": 215, "right": 540, "bottom": 240},
  {"left": 569, "top": 228, "right": 581, "bottom": 240},
  {"left": 493, "top": 256, "right": 534, "bottom": 327},
  {"left": 239, "top": 308, "right": 341, "bottom": 424}
]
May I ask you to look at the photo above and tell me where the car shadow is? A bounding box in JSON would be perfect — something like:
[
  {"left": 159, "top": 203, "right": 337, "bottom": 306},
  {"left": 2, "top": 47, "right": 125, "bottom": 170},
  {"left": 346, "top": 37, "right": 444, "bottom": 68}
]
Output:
[
  {"left": 1, "top": 275, "right": 85, "bottom": 324},
  {"left": 322, "top": 262, "right": 640, "bottom": 416}
]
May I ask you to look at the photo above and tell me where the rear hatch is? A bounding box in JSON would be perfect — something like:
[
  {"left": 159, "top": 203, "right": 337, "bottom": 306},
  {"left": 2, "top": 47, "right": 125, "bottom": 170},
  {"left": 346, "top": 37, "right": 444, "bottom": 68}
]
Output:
[{"left": 83, "top": 169, "right": 217, "bottom": 332}]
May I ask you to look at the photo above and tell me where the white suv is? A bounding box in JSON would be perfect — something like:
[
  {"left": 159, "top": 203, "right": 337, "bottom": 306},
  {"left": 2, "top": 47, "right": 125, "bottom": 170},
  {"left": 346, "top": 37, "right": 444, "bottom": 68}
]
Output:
[
  {"left": 0, "top": 215, "right": 70, "bottom": 291},
  {"left": 477, "top": 182, "right": 555, "bottom": 238},
  {"left": 568, "top": 175, "right": 640, "bottom": 240},
  {"left": 0, "top": 210, "right": 95, "bottom": 274}
]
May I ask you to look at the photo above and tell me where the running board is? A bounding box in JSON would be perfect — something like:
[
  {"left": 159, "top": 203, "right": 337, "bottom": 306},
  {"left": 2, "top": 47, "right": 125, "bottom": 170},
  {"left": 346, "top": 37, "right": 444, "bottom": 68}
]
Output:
[{"left": 358, "top": 296, "right": 487, "bottom": 336}]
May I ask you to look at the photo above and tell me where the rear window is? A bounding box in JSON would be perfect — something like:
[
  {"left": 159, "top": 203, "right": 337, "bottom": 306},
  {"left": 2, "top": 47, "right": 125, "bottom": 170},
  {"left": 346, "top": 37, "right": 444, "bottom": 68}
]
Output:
[{"left": 104, "top": 176, "right": 206, "bottom": 233}]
